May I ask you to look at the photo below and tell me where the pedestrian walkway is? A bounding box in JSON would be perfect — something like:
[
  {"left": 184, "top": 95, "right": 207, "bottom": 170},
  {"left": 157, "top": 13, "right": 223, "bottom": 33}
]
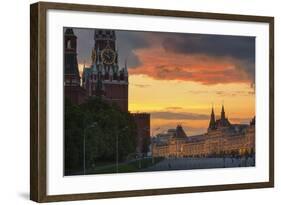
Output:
[{"left": 143, "top": 157, "right": 255, "bottom": 171}]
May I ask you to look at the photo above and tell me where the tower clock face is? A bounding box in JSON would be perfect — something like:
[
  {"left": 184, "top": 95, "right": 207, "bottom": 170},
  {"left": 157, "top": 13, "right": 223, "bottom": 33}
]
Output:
[{"left": 101, "top": 48, "right": 116, "bottom": 65}]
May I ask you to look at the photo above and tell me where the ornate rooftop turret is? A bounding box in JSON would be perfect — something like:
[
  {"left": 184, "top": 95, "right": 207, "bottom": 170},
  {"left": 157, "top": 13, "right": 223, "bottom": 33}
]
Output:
[
  {"left": 216, "top": 104, "right": 231, "bottom": 128},
  {"left": 221, "top": 104, "right": 226, "bottom": 121},
  {"left": 208, "top": 106, "right": 216, "bottom": 130},
  {"left": 250, "top": 116, "right": 255, "bottom": 126},
  {"left": 175, "top": 125, "right": 187, "bottom": 138},
  {"left": 124, "top": 59, "right": 128, "bottom": 76}
]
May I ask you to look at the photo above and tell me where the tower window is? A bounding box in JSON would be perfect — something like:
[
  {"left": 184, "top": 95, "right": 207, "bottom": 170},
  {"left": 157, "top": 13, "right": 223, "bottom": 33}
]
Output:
[{"left": 67, "top": 40, "right": 71, "bottom": 49}]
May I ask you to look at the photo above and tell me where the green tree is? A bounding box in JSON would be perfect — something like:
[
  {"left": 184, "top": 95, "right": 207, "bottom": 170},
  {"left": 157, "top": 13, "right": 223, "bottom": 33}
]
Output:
[
  {"left": 64, "top": 97, "right": 138, "bottom": 174},
  {"left": 142, "top": 136, "right": 151, "bottom": 155},
  {"left": 80, "top": 97, "right": 137, "bottom": 163},
  {"left": 64, "top": 98, "right": 84, "bottom": 173}
]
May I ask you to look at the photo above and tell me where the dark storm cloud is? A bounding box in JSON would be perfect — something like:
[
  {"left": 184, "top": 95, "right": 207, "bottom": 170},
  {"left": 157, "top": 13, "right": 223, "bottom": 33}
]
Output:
[
  {"left": 71, "top": 28, "right": 255, "bottom": 85},
  {"left": 162, "top": 33, "right": 255, "bottom": 84},
  {"left": 116, "top": 31, "right": 149, "bottom": 68},
  {"left": 71, "top": 28, "right": 149, "bottom": 68},
  {"left": 162, "top": 34, "right": 255, "bottom": 61},
  {"left": 122, "top": 31, "right": 255, "bottom": 86}
]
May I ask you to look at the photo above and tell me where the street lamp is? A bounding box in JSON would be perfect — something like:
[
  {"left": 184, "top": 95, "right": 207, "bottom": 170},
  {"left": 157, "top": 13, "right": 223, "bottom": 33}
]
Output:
[
  {"left": 136, "top": 127, "right": 150, "bottom": 170},
  {"left": 151, "top": 127, "right": 160, "bottom": 164},
  {"left": 116, "top": 126, "right": 128, "bottom": 173},
  {"left": 142, "top": 127, "right": 150, "bottom": 155},
  {"left": 83, "top": 122, "right": 97, "bottom": 175}
]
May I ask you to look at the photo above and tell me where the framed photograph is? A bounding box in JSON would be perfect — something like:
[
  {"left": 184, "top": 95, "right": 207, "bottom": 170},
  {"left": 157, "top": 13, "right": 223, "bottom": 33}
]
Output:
[{"left": 30, "top": 1, "right": 274, "bottom": 202}]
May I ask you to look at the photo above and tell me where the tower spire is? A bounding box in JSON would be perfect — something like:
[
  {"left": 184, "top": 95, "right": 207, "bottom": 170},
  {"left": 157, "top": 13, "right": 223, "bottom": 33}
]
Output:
[
  {"left": 208, "top": 105, "right": 216, "bottom": 130},
  {"left": 124, "top": 58, "right": 128, "bottom": 82},
  {"left": 124, "top": 58, "right": 128, "bottom": 74},
  {"left": 221, "top": 103, "right": 226, "bottom": 120}
]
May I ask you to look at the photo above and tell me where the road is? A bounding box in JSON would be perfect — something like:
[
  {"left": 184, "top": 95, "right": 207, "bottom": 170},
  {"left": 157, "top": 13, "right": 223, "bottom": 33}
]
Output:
[{"left": 142, "top": 156, "right": 255, "bottom": 172}]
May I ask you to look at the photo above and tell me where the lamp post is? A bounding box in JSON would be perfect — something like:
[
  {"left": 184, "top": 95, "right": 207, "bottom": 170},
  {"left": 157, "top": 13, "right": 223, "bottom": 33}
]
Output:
[
  {"left": 151, "top": 127, "right": 160, "bottom": 164},
  {"left": 138, "top": 153, "right": 142, "bottom": 169},
  {"left": 137, "top": 127, "right": 148, "bottom": 170},
  {"left": 176, "top": 139, "right": 179, "bottom": 158},
  {"left": 116, "top": 131, "right": 118, "bottom": 173},
  {"left": 83, "top": 122, "right": 97, "bottom": 175},
  {"left": 142, "top": 127, "right": 150, "bottom": 155},
  {"left": 116, "top": 126, "right": 128, "bottom": 173}
]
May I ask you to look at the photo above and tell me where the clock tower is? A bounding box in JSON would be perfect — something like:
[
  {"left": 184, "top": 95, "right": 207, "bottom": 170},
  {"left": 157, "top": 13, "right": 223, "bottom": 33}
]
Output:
[
  {"left": 82, "top": 29, "right": 128, "bottom": 112},
  {"left": 70, "top": 27, "right": 150, "bottom": 153}
]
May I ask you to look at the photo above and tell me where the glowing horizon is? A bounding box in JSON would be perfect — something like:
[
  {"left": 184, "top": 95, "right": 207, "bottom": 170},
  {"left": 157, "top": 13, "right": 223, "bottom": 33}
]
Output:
[
  {"left": 128, "top": 74, "right": 255, "bottom": 136},
  {"left": 73, "top": 28, "right": 255, "bottom": 136}
]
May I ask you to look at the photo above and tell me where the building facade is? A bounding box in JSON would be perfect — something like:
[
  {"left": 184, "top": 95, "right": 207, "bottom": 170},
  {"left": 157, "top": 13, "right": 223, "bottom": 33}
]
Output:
[{"left": 152, "top": 106, "right": 255, "bottom": 158}]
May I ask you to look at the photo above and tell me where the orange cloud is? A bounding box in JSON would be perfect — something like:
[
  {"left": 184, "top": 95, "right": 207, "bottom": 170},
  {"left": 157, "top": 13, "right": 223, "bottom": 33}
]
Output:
[{"left": 129, "top": 47, "right": 251, "bottom": 85}]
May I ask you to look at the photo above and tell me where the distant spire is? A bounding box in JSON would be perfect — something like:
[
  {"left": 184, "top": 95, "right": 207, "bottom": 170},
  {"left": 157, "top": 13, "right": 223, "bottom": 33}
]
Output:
[
  {"left": 221, "top": 104, "right": 226, "bottom": 120},
  {"left": 125, "top": 58, "right": 127, "bottom": 66},
  {"left": 208, "top": 105, "right": 216, "bottom": 130},
  {"left": 250, "top": 116, "right": 255, "bottom": 126},
  {"left": 124, "top": 58, "right": 128, "bottom": 75}
]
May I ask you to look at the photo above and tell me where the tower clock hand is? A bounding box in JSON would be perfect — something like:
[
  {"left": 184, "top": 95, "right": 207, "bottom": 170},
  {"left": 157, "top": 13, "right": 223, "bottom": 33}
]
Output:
[{"left": 104, "top": 53, "right": 110, "bottom": 58}]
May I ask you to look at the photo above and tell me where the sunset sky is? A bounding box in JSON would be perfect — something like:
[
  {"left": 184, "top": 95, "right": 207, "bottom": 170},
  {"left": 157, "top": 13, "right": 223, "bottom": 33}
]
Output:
[{"left": 73, "top": 28, "right": 255, "bottom": 136}]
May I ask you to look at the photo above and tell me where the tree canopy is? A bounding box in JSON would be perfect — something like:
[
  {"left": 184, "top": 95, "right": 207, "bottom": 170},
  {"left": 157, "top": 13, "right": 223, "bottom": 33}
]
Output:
[{"left": 64, "top": 97, "right": 137, "bottom": 174}]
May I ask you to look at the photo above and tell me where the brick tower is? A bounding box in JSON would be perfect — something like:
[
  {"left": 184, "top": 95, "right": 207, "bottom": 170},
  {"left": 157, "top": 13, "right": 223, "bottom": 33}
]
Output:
[
  {"left": 64, "top": 28, "right": 87, "bottom": 104},
  {"left": 82, "top": 29, "right": 128, "bottom": 112}
]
